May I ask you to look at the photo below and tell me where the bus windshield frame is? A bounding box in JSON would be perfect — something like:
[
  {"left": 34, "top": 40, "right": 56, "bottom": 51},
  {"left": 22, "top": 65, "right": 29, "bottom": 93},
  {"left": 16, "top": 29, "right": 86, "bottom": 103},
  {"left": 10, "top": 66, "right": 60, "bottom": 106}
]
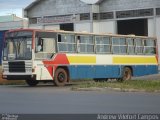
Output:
[{"left": 3, "top": 30, "right": 33, "bottom": 61}]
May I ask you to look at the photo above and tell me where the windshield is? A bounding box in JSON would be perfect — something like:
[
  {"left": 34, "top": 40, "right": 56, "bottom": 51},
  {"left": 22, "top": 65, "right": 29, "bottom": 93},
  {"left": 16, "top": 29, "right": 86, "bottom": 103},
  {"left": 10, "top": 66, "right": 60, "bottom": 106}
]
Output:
[{"left": 3, "top": 31, "right": 33, "bottom": 60}]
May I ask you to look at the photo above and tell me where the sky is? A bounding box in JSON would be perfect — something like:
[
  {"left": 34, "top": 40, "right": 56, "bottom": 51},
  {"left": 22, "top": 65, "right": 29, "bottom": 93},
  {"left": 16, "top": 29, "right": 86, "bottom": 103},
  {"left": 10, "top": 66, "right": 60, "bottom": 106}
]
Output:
[{"left": 0, "top": 0, "right": 35, "bottom": 17}]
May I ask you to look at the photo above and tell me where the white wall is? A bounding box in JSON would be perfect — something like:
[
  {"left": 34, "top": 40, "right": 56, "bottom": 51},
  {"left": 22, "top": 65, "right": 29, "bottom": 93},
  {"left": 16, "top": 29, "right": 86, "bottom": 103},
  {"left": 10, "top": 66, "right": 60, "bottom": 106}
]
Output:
[
  {"left": 0, "top": 21, "right": 25, "bottom": 30},
  {"left": 29, "top": 25, "right": 43, "bottom": 29},
  {"left": 74, "top": 22, "right": 90, "bottom": 32},
  {"left": 148, "top": 18, "right": 155, "bottom": 37},
  {"left": 99, "top": 21, "right": 116, "bottom": 34},
  {"left": 93, "top": 22, "right": 100, "bottom": 33},
  {"left": 44, "top": 25, "right": 60, "bottom": 30}
]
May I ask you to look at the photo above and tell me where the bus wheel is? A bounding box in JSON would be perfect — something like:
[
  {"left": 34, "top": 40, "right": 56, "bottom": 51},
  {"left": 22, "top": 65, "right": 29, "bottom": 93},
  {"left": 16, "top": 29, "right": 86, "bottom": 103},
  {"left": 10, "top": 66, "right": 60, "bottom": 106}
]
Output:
[
  {"left": 122, "top": 67, "right": 132, "bottom": 81},
  {"left": 26, "top": 79, "right": 39, "bottom": 87},
  {"left": 54, "top": 68, "right": 68, "bottom": 86}
]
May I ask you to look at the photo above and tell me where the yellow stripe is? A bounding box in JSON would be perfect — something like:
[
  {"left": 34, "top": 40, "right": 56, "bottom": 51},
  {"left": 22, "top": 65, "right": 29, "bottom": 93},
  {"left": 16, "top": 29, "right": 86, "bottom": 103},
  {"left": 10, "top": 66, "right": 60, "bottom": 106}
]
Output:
[
  {"left": 68, "top": 56, "right": 96, "bottom": 64},
  {"left": 113, "top": 56, "right": 157, "bottom": 64}
]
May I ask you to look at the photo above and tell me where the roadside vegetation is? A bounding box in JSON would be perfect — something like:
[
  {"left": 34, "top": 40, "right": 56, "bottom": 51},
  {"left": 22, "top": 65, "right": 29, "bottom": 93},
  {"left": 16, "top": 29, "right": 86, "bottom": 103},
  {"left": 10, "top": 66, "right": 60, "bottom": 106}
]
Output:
[
  {"left": 72, "top": 79, "right": 160, "bottom": 92},
  {"left": 0, "top": 78, "right": 25, "bottom": 85},
  {"left": 0, "top": 78, "right": 160, "bottom": 92}
]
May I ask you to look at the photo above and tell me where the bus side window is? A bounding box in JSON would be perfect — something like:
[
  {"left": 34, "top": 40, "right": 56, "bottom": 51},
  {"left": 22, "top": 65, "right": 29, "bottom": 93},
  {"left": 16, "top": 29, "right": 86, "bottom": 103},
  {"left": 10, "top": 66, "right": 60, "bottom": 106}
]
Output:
[
  {"left": 112, "top": 37, "right": 119, "bottom": 54},
  {"left": 77, "top": 36, "right": 81, "bottom": 52},
  {"left": 37, "top": 38, "right": 43, "bottom": 52},
  {"left": 77, "top": 36, "right": 81, "bottom": 42},
  {"left": 127, "top": 38, "right": 135, "bottom": 54},
  {"left": 58, "top": 34, "right": 61, "bottom": 42},
  {"left": 144, "top": 39, "right": 156, "bottom": 55},
  {"left": 135, "top": 38, "right": 144, "bottom": 54}
]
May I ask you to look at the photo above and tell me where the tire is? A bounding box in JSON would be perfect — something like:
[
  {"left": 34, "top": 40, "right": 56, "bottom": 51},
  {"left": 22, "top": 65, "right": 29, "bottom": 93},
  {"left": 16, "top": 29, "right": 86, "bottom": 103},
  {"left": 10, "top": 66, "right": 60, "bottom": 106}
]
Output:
[
  {"left": 54, "top": 68, "right": 68, "bottom": 86},
  {"left": 121, "top": 67, "right": 132, "bottom": 81},
  {"left": 94, "top": 78, "right": 108, "bottom": 82},
  {"left": 26, "top": 79, "right": 39, "bottom": 87}
]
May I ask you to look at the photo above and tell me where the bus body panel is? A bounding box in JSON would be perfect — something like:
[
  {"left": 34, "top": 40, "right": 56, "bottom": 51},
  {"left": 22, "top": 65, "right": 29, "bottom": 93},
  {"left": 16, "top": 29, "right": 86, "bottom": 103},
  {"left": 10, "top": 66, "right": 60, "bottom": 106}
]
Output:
[
  {"left": 68, "top": 65, "right": 122, "bottom": 79},
  {"left": 2, "top": 29, "right": 159, "bottom": 84},
  {"left": 33, "top": 61, "right": 53, "bottom": 80},
  {"left": 68, "top": 65, "right": 158, "bottom": 80},
  {"left": 38, "top": 53, "right": 158, "bottom": 80},
  {"left": 132, "top": 65, "right": 158, "bottom": 77}
]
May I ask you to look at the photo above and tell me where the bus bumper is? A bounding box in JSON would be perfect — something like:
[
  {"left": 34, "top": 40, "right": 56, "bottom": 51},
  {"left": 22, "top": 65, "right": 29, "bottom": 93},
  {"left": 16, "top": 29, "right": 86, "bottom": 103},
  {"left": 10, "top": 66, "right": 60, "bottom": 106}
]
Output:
[{"left": 2, "top": 73, "right": 35, "bottom": 80}]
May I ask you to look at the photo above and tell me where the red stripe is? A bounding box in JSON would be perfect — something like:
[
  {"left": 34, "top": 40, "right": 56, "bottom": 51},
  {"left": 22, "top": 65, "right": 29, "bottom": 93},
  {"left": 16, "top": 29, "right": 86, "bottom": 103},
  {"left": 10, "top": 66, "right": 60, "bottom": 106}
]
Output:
[{"left": 43, "top": 54, "right": 69, "bottom": 79}]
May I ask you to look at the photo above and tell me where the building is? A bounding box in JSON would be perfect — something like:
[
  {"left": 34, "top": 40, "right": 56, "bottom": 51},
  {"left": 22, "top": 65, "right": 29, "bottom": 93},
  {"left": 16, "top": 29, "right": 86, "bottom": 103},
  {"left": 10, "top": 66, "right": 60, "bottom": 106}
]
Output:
[
  {"left": 24, "top": 0, "right": 160, "bottom": 53},
  {"left": 0, "top": 14, "right": 28, "bottom": 30},
  {"left": 0, "top": 14, "right": 28, "bottom": 64}
]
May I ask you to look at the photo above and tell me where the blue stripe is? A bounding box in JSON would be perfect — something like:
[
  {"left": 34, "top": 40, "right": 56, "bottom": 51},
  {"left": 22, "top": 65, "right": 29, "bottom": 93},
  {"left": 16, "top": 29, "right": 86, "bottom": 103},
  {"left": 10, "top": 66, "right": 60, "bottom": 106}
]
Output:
[
  {"left": 132, "top": 65, "right": 158, "bottom": 77},
  {"left": 68, "top": 65, "right": 158, "bottom": 80}
]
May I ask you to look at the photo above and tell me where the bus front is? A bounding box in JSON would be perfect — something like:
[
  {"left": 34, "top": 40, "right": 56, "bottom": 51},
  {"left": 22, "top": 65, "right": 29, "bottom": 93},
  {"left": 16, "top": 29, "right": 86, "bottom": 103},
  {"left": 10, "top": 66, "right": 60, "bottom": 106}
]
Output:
[{"left": 2, "top": 30, "right": 34, "bottom": 81}]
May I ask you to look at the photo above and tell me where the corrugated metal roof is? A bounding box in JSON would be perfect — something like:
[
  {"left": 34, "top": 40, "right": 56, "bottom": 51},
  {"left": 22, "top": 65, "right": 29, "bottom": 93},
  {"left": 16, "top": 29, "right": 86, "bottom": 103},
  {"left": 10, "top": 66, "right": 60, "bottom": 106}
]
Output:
[
  {"left": 24, "top": 0, "right": 41, "bottom": 11},
  {"left": 24, "top": 0, "right": 104, "bottom": 11}
]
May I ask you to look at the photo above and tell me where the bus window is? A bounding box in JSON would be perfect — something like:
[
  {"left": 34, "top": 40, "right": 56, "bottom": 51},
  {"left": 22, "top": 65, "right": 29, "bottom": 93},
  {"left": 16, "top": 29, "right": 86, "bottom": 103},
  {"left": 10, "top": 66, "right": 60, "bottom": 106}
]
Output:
[
  {"left": 78, "top": 35, "right": 94, "bottom": 53},
  {"left": 112, "top": 37, "right": 120, "bottom": 54},
  {"left": 35, "top": 32, "right": 56, "bottom": 59},
  {"left": 135, "top": 38, "right": 144, "bottom": 54},
  {"left": 4, "top": 31, "right": 33, "bottom": 60},
  {"left": 36, "top": 37, "right": 56, "bottom": 53},
  {"left": 77, "top": 36, "right": 81, "bottom": 52},
  {"left": 58, "top": 34, "right": 76, "bottom": 53},
  {"left": 112, "top": 37, "right": 127, "bottom": 54},
  {"left": 95, "top": 36, "right": 111, "bottom": 54},
  {"left": 144, "top": 39, "right": 156, "bottom": 54},
  {"left": 119, "top": 38, "right": 127, "bottom": 54},
  {"left": 127, "top": 38, "right": 135, "bottom": 54},
  {"left": 37, "top": 38, "right": 43, "bottom": 52}
]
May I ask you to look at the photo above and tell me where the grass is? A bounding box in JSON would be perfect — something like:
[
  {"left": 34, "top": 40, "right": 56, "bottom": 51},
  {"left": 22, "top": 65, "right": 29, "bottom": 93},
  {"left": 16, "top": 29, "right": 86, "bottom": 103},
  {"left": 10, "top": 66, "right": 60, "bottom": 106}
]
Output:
[
  {"left": 0, "top": 77, "right": 160, "bottom": 92},
  {"left": 72, "top": 80, "right": 160, "bottom": 92}
]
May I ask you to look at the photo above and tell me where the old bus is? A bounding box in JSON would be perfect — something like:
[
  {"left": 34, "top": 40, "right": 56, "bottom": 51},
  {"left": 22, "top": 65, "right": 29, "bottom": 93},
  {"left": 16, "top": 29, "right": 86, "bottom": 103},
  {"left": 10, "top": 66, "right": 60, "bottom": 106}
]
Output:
[{"left": 2, "top": 29, "right": 158, "bottom": 86}]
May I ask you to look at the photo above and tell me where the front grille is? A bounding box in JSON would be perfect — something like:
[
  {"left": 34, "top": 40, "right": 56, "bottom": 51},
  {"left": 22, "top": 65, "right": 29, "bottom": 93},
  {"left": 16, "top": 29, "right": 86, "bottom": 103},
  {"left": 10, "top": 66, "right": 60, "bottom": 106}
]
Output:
[
  {"left": 3, "top": 61, "right": 32, "bottom": 73},
  {"left": 9, "top": 62, "right": 25, "bottom": 72}
]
